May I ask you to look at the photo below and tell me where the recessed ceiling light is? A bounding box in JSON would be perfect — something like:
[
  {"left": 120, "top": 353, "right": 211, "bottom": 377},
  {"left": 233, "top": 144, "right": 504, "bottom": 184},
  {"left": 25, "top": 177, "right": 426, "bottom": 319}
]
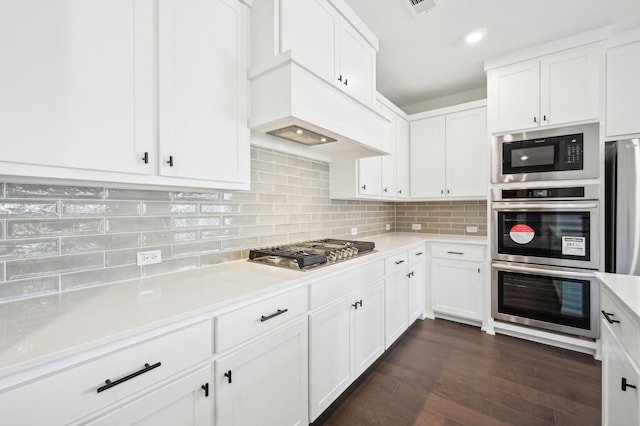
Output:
[{"left": 465, "top": 28, "right": 487, "bottom": 44}]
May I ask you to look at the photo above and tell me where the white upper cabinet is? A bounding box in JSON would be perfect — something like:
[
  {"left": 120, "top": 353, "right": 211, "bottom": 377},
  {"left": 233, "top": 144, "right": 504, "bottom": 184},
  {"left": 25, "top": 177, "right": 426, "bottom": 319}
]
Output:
[
  {"left": 606, "top": 37, "right": 640, "bottom": 137},
  {"left": 280, "top": 0, "right": 375, "bottom": 106},
  {"left": 488, "top": 43, "right": 602, "bottom": 133},
  {"left": 157, "top": 0, "right": 249, "bottom": 184},
  {"left": 0, "top": 0, "right": 250, "bottom": 190},
  {"left": 410, "top": 116, "right": 446, "bottom": 199},
  {"left": 358, "top": 156, "right": 382, "bottom": 197},
  {"left": 410, "top": 104, "right": 487, "bottom": 200},
  {"left": 395, "top": 117, "right": 410, "bottom": 199},
  {"left": 0, "top": 0, "right": 155, "bottom": 175}
]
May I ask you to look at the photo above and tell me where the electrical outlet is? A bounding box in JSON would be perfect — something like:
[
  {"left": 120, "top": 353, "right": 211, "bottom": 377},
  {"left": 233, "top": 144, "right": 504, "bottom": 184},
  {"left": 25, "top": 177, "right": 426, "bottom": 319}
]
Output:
[
  {"left": 412, "top": 224, "right": 422, "bottom": 231},
  {"left": 466, "top": 226, "right": 478, "bottom": 233},
  {"left": 351, "top": 227, "right": 358, "bottom": 236},
  {"left": 137, "top": 250, "right": 162, "bottom": 266},
  {"left": 385, "top": 223, "right": 391, "bottom": 231}
]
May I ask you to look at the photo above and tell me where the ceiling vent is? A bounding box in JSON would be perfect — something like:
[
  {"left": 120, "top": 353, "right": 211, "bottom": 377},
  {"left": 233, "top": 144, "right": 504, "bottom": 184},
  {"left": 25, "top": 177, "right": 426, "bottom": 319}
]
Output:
[{"left": 406, "top": 0, "right": 441, "bottom": 16}]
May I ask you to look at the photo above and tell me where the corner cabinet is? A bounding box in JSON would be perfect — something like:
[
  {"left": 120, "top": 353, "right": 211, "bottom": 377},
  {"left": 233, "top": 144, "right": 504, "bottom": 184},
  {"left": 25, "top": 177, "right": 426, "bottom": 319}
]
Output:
[
  {"left": 487, "top": 42, "right": 603, "bottom": 133},
  {"left": 606, "top": 33, "right": 640, "bottom": 137},
  {"left": 0, "top": 0, "right": 250, "bottom": 191},
  {"left": 600, "top": 285, "right": 640, "bottom": 426},
  {"left": 410, "top": 104, "right": 488, "bottom": 200}
]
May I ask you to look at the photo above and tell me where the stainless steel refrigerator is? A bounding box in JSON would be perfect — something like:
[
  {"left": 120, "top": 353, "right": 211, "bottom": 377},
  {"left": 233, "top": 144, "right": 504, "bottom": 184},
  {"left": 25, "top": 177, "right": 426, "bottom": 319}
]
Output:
[{"left": 605, "top": 139, "right": 640, "bottom": 275}]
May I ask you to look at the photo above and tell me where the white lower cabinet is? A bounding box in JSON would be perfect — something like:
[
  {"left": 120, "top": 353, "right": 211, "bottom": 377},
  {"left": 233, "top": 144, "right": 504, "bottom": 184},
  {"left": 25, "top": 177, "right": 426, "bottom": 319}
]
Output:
[
  {"left": 408, "top": 259, "right": 426, "bottom": 323},
  {"left": 216, "top": 317, "right": 308, "bottom": 426},
  {"left": 430, "top": 243, "right": 484, "bottom": 322},
  {"left": 85, "top": 365, "right": 213, "bottom": 426},
  {"left": 384, "top": 271, "right": 409, "bottom": 348},
  {"left": 309, "top": 280, "right": 384, "bottom": 421}
]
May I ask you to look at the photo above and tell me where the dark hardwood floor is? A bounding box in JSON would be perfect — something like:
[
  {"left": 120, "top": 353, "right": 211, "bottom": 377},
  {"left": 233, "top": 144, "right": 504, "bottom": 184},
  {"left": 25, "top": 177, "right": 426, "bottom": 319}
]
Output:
[{"left": 315, "top": 318, "right": 601, "bottom": 426}]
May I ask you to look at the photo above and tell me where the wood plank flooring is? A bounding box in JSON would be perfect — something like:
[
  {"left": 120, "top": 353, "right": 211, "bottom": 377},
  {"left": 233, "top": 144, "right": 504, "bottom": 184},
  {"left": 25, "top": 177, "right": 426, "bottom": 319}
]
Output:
[{"left": 314, "top": 318, "right": 601, "bottom": 426}]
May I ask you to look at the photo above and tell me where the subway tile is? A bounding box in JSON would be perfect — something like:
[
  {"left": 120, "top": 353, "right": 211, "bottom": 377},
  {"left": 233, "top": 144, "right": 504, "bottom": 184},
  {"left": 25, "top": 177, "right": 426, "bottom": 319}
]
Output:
[
  {"left": 171, "top": 191, "right": 221, "bottom": 201},
  {"left": 61, "top": 265, "right": 141, "bottom": 292},
  {"left": 257, "top": 172, "right": 288, "bottom": 185},
  {"left": 106, "top": 217, "right": 171, "bottom": 233},
  {"left": 241, "top": 225, "right": 275, "bottom": 237},
  {"left": 143, "top": 202, "right": 198, "bottom": 215},
  {"left": 311, "top": 161, "right": 330, "bottom": 172},
  {"left": 257, "top": 214, "right": 290, "bottom": 225},
  {"left": 273, "top": 184, "right": 300, "bottom": 195},
  {"left": 250, "top": 182, "right": 275, "bottom": 194},
  {"left": 0, "top": 239, "right": 58, "bottom": 260},
  {"left": 0, "top": 201, "right": 58, "bottom": 217},
  {"left": 241, "top": 204, "right": 274, "bottom": 214},
  {"left": 0, "top": 183, "right": 4, "bottom": 198},
  {"left": 288, "top": 231, "right": 312, "bottom": 241},
  {"left": 258, "top": 193, "right": 287, "bottom": 204},
  {"left": 287, "top": 156, "right": 312, "bottom": 170},
  {"left": 7, "top": 218, "right": 104, "bottom": 238},
  {"left": 143, "top": 230, "right": 198, "bottom": 246},
  {"left": 173, "top": 240, "right": 222, "bottom": 257},
  {"left": 273, "top": 164, "right": 300, "bottom": 176},
  {"left": 200, "top": 203, "right": 241, "bottom": 214},
  {"left": 257, "top": 150, "right": 288, "bottom": 165},
  {"left": 0, "top": 277, "right": 59, "bottom": 301},
  {"left": 274, "top": 204, "right": 301, "bottom": 214},
  {"left": 200, "top": 227, "right": 242, "bottom": 239},
  {"left": 62, "top": 201, "right": 141, "bottom": 217},
  {"left": 142, "top": 256, "right": 199, "bottom": 277},
  {"left": 6, "top": 183, "right": 104, "bottom": 199},
  {"left": 221, "top": 237, "right": 260, "bottom": 251},
  {"left": 275, "top": 223, "right": 301, "bottom": 233},
  {"left": 258, "top": 234, "right": 288, "bottom": 246},
  {"left": 106, "top": 188, "right": 171, "bottom": 201},
  {"left": 223, "top": 215, "right": 258, "bottom": 226},
  {"left": 61, "top": 233, "right": 141, "bottom": 255},
  {"left": 0, "top": 261, "right": 4, "bottom": 281},
  {"left": 222, "top": 191, "right": 259, "bottom": 203},
  {"left": 251, "top": 160, "right": 275, "bottom": 173},
  {"left": 106, "top": 246, "right": 171, "bottom": 267},
  {"left": 200, "top": 250, "right": 243, "bottom": 266},
  {"left": 299, "top": 168, "right": 324, "bottom": 179},
  {"left": 6, "top": 253, "right": 104, "bottom": 280},
  {"left": 174, "top": 216, "right": 220, "bottom": 228}
]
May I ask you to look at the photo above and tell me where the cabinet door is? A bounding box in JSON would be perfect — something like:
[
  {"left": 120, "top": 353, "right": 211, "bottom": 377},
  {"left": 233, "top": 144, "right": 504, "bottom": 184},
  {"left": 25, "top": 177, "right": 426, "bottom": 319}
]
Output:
[
  {"left": 607, "top": 41, "right": 640, "bottom": 137},
  {"left": 431, "top": 259, "right": 483, "bottom": 321},
  {"left": 358, "top": 156, "right": 382, "bottom": 197},
  {"left": 216, "top": 318, "right": 308, "bottom": 426},
  {"left": 338, "top": 22, "right": 376, "bottom": 105},
  {"left": 410, "top": 116, "right": 446, "bottom": 198},
  {"left": 158, "top": 0, "right": 249, "bottom": 183},
  {"left": 540, "top": 44, "right": 601, "bottom": 127},
  {"left": 380, "top": 114, "right": 397, "bottom": 199},
  {"left": 384, "top": 272, "right": 409, "bottom": 348},
  {"left": 0, "top": 0, "right": 154, "bottom": 175},
  {"left": 601, "top": 321, "right": 640, "bottom": 426},
  {"left": 487, "top": 59, "right": 540, "bottom": 133},
  {"left": 353, "top": 281, "right": 385, "bottom": 376},
  {"left": 85, "top": 366, "right": 212, "bottom": 426},
  {"left": 445, "top": 107, "right": 488, "bottom": 198},
  {"left": 408, "top": 261, "right": 426, "bottom": 323},
  {"left": 395, "top": 116, "right": 410, "bottom": 199},
  {"left": 280, "top": 0, "right": 337, "bottom": 83},
  {"left": 309, "top": 299, "right": 353, "bottom": 421}
]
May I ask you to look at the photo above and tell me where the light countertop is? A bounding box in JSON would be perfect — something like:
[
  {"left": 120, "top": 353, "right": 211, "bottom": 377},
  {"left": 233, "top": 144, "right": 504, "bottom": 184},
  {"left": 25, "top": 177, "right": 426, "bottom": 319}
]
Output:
[
  {"left": 595, "top": 272, "right": 640, "bottom": 319},
  {"left": 0, "top": 232, "right": 487, "bottom": 378}
]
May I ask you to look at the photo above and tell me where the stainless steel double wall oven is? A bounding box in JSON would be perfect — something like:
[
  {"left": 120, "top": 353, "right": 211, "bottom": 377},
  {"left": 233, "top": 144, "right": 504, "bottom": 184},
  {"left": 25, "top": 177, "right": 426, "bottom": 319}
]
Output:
[{"left": 490, "top": 124, "right": 600, "bottom": 338}]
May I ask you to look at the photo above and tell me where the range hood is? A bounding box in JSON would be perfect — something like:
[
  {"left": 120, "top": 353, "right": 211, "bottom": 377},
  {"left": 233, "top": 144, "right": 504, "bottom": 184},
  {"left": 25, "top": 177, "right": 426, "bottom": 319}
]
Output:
[{"left": 249, "top": 54, "right": 392, "bottom": 160}]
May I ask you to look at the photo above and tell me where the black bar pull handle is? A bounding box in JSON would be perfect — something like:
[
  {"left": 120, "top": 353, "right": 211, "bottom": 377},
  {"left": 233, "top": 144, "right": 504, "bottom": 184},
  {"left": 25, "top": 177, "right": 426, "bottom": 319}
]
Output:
[
  {"left": 97, "top": 362, "right": 161, "bottom": 393},
  {"left": 602, "top": 310, "right": 620, "bottom": 324},
  {"left": 224, "top": 370, "right": 232, "bottom": 384},
  {"left": 201, "top": 383, "right": 210, "bottom": 397},
  {"left": 415, "top": 252, "right": 424, "bottom": 256},
  {"left": 352, "top": 302, "right": 359, "bottom": 309},
  {"left": 260, "top": 308, "right": 288, "bottom": 322},
  {"left": 166, "top": 155, "right": 174, "bottom": 167},
  {"left": 622, "top": 377, "right": 637, "bottom": 391},
  {"left": 141, "top": 152, "right": 149, "bottom": 164},
  {"left": 395, "top": 259, "right": 405, "bottom": 265},
  {"left": 358, "top": 299, "right": 362, "bottom": 308},
  {"left": 447, "top": 251, "right": 464, "bottom": 255}
]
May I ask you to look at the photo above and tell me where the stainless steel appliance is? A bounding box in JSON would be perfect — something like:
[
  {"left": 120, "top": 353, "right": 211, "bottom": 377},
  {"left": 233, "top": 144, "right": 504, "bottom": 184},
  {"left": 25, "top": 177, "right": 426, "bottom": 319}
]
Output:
[
  {"left": 248, "top": 239, "right": 376, "bottom": 270},
  {"left": 491, "top": 123, "right": 599, "bottom": 183},
  {"left": 605, "top": 139, "right": 640, "bottom": 276},
  {"left": 491, "top": 261, "right": 599, "bottom": 338},
  {"left": 491, "top": 184, "right": 600, "bottom": 269}
]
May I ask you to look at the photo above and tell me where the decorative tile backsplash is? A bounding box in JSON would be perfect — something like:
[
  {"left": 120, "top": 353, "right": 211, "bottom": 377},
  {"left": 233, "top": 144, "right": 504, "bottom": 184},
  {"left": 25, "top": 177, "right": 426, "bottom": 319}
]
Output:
[{"left": 0, "top": 147, "right": 487, "bottom": 303}]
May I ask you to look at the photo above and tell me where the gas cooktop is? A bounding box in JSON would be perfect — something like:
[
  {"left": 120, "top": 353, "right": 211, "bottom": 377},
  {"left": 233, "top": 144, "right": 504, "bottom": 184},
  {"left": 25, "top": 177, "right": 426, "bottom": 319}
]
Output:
[{"left": 248, "top": 239, "right": 376, "bottom": 270}]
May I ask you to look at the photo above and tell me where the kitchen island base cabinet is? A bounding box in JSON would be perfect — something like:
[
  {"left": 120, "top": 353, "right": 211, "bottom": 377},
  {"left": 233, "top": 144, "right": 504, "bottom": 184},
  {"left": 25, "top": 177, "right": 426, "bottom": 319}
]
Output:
[
  {"left": 84, "top": 366, "right": 213, "bottom": 426},
  {"left": 309, "top": 281, "right": 384, "bottom": 421},
  {"left": 215, "top": 317, "right": 308, "bottom": 426},
  {"left": 430, "top": 244, "right": 484, "bottom": 323}
]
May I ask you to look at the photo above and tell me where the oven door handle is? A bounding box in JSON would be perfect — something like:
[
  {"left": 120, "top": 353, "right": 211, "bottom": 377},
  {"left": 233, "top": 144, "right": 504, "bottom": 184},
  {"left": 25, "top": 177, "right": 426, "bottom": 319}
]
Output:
[
  {"left": 491, "top": 261, "right": 595, "bottom": 279},
  {"left": 491, "top": 202, "right": 598, "bottom": 210}
]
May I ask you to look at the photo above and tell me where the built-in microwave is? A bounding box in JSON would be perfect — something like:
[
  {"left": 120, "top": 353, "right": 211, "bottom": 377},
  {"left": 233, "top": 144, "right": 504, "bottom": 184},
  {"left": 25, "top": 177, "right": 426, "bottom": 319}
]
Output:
[{"left": 491, "top": 123, "right": 599, "bottom": 183}]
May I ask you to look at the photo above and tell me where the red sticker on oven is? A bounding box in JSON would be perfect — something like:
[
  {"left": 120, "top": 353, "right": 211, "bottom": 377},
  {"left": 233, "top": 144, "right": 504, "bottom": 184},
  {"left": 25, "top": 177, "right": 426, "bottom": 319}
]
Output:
[{"left": 509, "top": 224, "right": 535, "bottom": 244}]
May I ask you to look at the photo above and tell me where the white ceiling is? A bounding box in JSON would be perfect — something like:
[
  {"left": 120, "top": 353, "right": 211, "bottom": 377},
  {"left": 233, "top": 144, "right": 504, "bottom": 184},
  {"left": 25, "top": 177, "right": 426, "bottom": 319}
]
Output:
[{"left": 343, "top": 0, "right": 640, "bottom": 110}]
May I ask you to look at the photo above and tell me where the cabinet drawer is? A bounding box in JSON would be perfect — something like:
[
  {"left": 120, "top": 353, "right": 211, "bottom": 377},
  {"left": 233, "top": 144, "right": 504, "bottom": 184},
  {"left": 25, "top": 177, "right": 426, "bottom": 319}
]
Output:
[
  {"left": 601, "top": 287, "right": 640, "bottom": 365},
  {"left": 431, "top": 244, "right": 484, "bottom": 262},
  {"left": 215, "top": 286, "right": 308, "bottom": 353},
  {"left": 309, "top": 260, "right": 384, "bottom": 309},
  {"left": 0, "top": 320, "right": 211, "bottom": 426},
  {"left": 385, "top": 252, "right": 409, "bottom": 275},
  {"left": 408, "top": 245, "right": 427, "bottom": 265}
]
